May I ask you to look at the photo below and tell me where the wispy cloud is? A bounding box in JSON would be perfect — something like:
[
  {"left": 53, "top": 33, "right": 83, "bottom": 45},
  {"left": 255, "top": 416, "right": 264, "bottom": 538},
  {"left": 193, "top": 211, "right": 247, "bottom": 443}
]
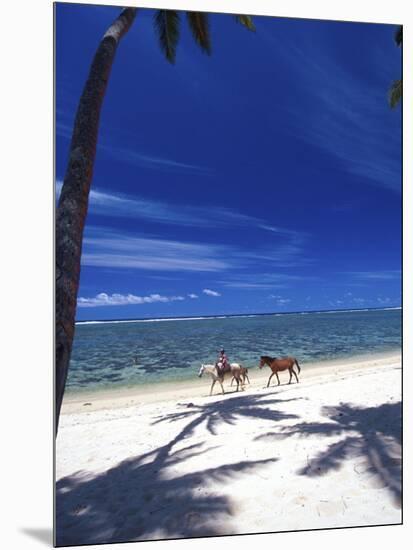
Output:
[
  {"left": 247, "top": 226, "right": 312, "bottom": 267},
  {"left": 221, "top": 282, "right": 280, "bottom": 290},
  {"left": 258, "top": 225, "right": 309, "bottom": 239},
  {"left": 246, "top": 246, "right": 312, "bottom": 267},
  {"left": 82, "top": 230, "right": 234, "bottom": 272},
  {"left": 203, "top": 288, "right": 221, "bottom": 297},
  {"left": 346, "top": 270, "right": 401, "bottom": 281},
  {"left": 80, "top": 220, "right": 311, "bottom": 274},
  {"left": 56, "top": 112, "right": 212, "bottom": 175},
  {"left": 377, "top": 296, "right": 392, "bottom": 305},
  {"left": 77, "top": 292, "right": 185, "bottom": 308},
  {"left": 56, "top": 120, "right": 74, "bottom": 140},
  {"left": 262, "top": 29, "right": 401, "bottom": 192},
  {"left": 56, "top": 179, "right": 311, "bottom": 272},
  {"left": 56, "top": 180, "right": 263, "bottom": 229},
  {"left": 188, "top": 293, "right": 199, "bottom": 299},
  {"left": 100, "top": 143, "right": 213, "bottom": 176},
  {"left": 328, "top": 299, "right": 344, "bottom": 307},
  {"left": 56, "top": 181, "right": 309, "bottom": 238},
  {"left": 219, "top": 273, "right": 313, "bottom": 290},
  {"left": 268, "top": 294, "right": 291, "bottom": 306}
]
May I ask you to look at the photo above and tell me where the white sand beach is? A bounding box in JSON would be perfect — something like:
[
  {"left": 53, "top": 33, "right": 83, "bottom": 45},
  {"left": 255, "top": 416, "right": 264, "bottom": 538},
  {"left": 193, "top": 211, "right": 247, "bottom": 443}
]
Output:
[{"left": 56, "top": 353, "right": 402, "bottom": 546}]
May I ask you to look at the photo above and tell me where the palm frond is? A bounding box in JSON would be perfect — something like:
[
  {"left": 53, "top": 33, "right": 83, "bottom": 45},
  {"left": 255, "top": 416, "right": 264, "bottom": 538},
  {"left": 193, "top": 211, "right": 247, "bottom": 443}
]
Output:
[
  {"left": 154, "top": 10, "right": 180, "bottom": 63},
  {"left": 186, "top": 12, "right": 211, "bottom": 55},
  {"left": 388, "top": 79, "right": 402, "bottom": 109},
  {"left": 234, "top": 15, "right": 255, "bottom": 32},
  {"left": 394, "top": 25, "right": 402, "bottom": 47}
]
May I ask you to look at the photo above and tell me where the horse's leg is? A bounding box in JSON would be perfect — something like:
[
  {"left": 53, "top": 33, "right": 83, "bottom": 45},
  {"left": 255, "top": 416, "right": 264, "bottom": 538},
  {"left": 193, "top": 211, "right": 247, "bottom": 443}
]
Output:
[
  {"left": 210, "top": 379, "right": 216, "bottom": 396},
  {"left": 245, "top": 373, "right": 250, "bottom": 384},
  {"left": 230, "top": 376, "right": 234, "bottom": 386},
  {"left": 288, "top": 368, "right": 293, "bottom": 384},
  {"left": 275, "top": 372, "right": 280, "bottom": 385},
  {"left": 267, "top": 373, "right": 274, "bottom": 388},
  {"left": 220, "top": 379, "right": 225, "bottom": 394},
  {"left": 292, "top": 367, "right": 299, "bottom": 383}
]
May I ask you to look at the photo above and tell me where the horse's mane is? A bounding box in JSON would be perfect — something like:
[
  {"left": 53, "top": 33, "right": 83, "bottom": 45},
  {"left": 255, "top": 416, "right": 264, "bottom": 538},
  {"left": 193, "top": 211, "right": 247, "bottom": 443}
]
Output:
[{"left": 261, "top": 355, "right": 275, "bottom": 361}]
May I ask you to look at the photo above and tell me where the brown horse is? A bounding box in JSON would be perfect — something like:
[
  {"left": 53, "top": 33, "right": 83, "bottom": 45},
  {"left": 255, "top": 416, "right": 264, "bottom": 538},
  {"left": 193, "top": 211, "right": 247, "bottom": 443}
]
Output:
[{"left": 259, "top": 356, "right": 301, "bottom": 387}]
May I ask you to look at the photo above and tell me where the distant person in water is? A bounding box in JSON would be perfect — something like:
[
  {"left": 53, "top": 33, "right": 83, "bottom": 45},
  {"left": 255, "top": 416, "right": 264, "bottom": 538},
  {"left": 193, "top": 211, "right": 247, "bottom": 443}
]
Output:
[{"left": 216, "top": 348, "right": 229, "bottom": 375}]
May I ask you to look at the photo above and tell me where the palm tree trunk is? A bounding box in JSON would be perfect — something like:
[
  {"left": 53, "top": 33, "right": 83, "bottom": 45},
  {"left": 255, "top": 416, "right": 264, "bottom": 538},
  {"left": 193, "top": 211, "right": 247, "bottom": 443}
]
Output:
[{"left": 55, "top": 7, "right": 137, "bottom": 435}]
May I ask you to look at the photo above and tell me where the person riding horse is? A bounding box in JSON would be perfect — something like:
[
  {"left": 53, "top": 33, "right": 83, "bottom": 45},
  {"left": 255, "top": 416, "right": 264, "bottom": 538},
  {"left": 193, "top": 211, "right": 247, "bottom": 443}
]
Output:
[{"left": 216, "top": 348, "right": 230, "bottom": 375}]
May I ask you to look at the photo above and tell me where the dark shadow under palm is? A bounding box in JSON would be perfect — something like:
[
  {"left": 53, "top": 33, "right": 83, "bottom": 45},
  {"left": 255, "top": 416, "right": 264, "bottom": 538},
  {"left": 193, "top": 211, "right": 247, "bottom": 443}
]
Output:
[{"left": 56, "top": 392, "right": 297, "bottom": 546}]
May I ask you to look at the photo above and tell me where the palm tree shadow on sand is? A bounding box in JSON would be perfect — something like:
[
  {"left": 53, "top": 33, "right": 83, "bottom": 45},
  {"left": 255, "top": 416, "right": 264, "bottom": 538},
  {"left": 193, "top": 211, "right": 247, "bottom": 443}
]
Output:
[
  {"left": 153, "top": 392, "right": 303, "bottom": 435},
  {"left": 56, "top": 392, "right": 300, "bottom": 546},
  {"left": 256, "top": 400, "right": 402, "bottom": 509}
]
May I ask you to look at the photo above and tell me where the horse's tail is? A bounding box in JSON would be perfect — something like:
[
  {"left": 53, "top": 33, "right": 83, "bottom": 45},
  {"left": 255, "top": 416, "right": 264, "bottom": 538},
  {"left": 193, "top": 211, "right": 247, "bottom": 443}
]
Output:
[{"left": 295, "top": 358, "right": 301, "bottom": 373}]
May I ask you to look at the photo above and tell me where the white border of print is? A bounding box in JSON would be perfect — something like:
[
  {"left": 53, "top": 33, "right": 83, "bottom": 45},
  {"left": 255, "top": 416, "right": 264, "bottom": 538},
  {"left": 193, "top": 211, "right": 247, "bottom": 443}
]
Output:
[{"left": 2, "top": 1, "right": 410, "bottom": 550}]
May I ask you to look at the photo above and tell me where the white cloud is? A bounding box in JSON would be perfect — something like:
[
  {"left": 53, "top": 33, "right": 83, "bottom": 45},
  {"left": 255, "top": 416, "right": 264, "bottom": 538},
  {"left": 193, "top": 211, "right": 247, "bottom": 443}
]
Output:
[
  {"left": 203, "top": 288, "right": 221, "bottom": 297},
  {"left": 56, "top": 181, "right": 311, "bottom": 251},
  {"left": 269, "top": 295, "right": 291, "bottom": 306},
  {"left": 57, "top": 181, "right": 313, "bottom": 275},
  {"left": 219, "top": 273, "right": 313, "bottom": 290},
  {"left": 264, "top": 35, "right": 401, "bottom": 193},
  {"left": 100, "top": 143, "right": 212, "bottom": 176},
  {"left": 57, "top": 180, "right": 250, "bottom": 228},
  {"left": 221, "top": 281, "right": 284, "bottom": 290},
  {"left": 188, "top": 293, "right": 199, "bottom": 299},
  {"left": 82, "top": 230, "right": 234, "bottom": 272},
  {"left": 347, "top": 271, "right": 401, "bottom": 281},
  {"left": 77, "top": 292, "right": 185, "bottom": 308},
  {"left": 328, "top": 299, "right": 345, "bottom": 307},
  {"left": 80, "top": 224, "right": 311, "bottom": 276}
]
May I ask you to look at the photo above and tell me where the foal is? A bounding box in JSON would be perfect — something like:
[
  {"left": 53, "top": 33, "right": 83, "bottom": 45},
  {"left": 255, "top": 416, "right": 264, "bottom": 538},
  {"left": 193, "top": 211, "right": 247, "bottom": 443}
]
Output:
[
  {"left": 231, "top": 366, "right": 250, "bottom": 386},
  {"left": 259, "top": 356, "right": 301, "bottom": 387}
]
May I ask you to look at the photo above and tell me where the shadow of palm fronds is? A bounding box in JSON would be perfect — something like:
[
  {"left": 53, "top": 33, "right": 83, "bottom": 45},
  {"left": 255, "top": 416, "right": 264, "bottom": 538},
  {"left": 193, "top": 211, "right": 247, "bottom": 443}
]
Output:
[
  {"left": 153, "top": 392, "right": 302, "bottom": 437},
  {"left": 57, "top": 391, "right": 298, "bottom": 546},
  {"left": 255, "top": 401, "right": 401, "bottom": 507},
  {"left": 56, "top": 437, "right": 277, "bottom": 546}
]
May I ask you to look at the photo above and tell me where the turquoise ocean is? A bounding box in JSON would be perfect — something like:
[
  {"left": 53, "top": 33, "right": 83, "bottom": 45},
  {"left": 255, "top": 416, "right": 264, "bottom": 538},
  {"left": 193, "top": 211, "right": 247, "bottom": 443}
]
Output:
[{"left": 66, "top": 308, "right": 401, "bottom": 395}]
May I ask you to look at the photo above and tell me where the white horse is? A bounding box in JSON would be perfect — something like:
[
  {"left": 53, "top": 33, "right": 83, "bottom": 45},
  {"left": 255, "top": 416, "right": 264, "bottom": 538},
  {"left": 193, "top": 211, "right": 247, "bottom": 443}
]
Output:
[{"left": 198, "top": 363, "right": 245, "bottom": 396}]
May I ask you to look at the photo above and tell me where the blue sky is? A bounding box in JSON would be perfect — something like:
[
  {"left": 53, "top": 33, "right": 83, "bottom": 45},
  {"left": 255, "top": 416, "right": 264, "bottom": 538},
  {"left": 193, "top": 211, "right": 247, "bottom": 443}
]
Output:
[{"left": 56, "top": 4, "right": 402, "bottom": 321}]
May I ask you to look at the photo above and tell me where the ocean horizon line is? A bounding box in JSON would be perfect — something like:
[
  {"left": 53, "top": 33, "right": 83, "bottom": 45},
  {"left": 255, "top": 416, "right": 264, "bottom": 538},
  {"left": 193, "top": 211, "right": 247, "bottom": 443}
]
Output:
[{"left": 75, "top": 305, "right": 402, "bottom": 326}]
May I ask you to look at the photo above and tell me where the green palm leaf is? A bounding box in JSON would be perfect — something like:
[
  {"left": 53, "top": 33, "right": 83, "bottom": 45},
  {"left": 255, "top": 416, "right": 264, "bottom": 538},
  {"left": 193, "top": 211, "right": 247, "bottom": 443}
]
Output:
[
  {"left": 154, "top": 10, "right": 180, "bottom": 63},
  {"left": 388, "top": 79, "right": 402, "bottom": 109},
  {"left": 187, "top": 12, "right": 211, "bottom": 55},
  {"left": 234, "top": 15, "right": 256, "bottom": 32}
]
